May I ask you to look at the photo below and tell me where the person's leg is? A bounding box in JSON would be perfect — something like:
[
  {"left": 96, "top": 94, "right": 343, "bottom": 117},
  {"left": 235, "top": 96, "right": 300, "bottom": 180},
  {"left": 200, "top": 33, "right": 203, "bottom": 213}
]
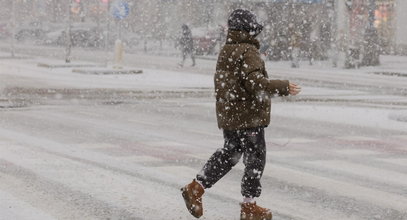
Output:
[
  {"left": 291, "top": 47, "right": 300, "bottom": 68},
  {"left": 196, "top": 129, "right": 243, "bottom": 188},
  {"left": 241, "top": 127, "right": 266, "bottom": 199},
  {"left": 191, "top": 51, "right": 196, "bottom": 66},
  {"left": 179, "top": 50, "right": 187, "bottom": 67},
  {"left": 182, "top": 129, "right": 242, "bottom": 218},
  {"left": 239, "top": 127, "right": 272, "bottom": 220}
]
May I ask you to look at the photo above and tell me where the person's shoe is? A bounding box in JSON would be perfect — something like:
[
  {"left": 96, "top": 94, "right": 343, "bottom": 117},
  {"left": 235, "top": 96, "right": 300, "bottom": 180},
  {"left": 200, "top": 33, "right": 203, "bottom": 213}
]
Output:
[
  {"left": 181, "top": 179, "right": 204, "bottom": 218},
  {"left": 240, "top": 202, "right": 272, "bottom": 220}
]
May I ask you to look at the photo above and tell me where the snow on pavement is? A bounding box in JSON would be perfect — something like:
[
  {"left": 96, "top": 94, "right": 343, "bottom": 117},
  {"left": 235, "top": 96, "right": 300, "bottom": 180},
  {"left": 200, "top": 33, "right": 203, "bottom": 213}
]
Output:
[{"left": 1, "top": 54, "right": 407, "bottom": 219}]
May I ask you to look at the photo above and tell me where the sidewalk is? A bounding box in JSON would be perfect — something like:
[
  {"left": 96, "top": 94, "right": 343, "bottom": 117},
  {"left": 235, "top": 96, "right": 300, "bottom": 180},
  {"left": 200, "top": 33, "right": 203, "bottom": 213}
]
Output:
[
  {"left": 1, "top": 52, "right": 407, "bottom": 105},
  {"left": 268, "top": 55, "right": 407, "bottom": 79},
  {"left": 0, "top": 54, "right": 212, "bottom": 92}
]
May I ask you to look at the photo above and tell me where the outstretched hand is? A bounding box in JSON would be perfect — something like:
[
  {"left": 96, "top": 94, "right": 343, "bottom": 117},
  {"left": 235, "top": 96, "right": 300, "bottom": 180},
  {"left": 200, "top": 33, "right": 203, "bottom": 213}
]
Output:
[{"left": 289, "top": 83, "right": 301, "bottom": 96}]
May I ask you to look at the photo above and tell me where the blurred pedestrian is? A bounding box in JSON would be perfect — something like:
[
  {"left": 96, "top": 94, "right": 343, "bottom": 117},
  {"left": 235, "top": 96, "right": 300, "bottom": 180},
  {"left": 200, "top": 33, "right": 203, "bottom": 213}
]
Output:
[
  {"left": 178, "top": 24, "right": 196, "bottom": 67},
  {"left": 290, "top": 26, "right": 301, "bottom": 68},
  {"left": 181, "top": 9, "right": 301, "bottom": 220}
]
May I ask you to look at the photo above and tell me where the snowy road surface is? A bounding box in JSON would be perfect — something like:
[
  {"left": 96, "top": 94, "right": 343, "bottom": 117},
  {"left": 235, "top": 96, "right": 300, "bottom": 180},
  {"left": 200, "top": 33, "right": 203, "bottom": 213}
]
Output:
[{"left": 1, "top": 51, "right": 407, "bottom": 220}]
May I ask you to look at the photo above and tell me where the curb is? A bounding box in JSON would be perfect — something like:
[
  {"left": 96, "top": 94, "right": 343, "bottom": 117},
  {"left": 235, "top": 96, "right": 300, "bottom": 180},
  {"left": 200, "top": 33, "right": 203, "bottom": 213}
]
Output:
[{"left": 389, "top": 112, "right": 407, "bottom": 123}]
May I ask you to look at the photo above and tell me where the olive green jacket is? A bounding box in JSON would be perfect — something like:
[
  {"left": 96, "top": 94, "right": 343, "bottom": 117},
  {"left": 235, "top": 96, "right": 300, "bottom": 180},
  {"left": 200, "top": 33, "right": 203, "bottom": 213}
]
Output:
[{"left": 214, "top": 30, "right": 290, "bottom": 130}]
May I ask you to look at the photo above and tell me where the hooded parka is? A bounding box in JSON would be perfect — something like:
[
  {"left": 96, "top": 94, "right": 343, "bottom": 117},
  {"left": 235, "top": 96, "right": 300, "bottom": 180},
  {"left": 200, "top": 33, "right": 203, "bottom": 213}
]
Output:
[{"left": 214, "top": 30, "right": 290, "bottom": 130}]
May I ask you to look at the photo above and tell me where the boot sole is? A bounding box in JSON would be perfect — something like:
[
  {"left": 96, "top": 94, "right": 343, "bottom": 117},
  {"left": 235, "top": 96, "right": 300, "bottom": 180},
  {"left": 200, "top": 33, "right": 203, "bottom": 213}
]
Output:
[
  {"left": 181, "top": 187, "right": 202, "bottom": 218},
  {"left": 241, "top": 212, "right": 272, "bottom": 220}
]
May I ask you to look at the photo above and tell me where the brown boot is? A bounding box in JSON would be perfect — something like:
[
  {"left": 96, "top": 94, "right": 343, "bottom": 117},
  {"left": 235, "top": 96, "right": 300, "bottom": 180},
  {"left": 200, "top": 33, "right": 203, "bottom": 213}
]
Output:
[
  {"left": 240, "top": 202, "right": 272, "bottom": 220},
  {"left": 181, "top": 179, "right": 205, "bottom": 218}
]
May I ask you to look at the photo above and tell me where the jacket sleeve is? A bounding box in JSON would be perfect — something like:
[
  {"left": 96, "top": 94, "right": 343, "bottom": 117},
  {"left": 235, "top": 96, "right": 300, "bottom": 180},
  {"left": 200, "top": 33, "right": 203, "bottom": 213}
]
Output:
[{"left": 242, "top": 48, "right": 290, "bottom": 96}]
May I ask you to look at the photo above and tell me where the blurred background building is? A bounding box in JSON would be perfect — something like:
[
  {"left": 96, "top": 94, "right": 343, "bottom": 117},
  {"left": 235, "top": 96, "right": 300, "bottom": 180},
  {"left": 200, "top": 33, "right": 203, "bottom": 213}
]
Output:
[{"left": 0, "top": 0, "right": 406, "bottom": 60}]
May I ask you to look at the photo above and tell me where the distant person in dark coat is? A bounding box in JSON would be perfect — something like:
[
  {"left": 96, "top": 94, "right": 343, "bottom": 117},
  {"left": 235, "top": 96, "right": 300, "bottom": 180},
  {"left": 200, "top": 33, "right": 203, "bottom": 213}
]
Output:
[{"left": 179, "top": 24, "right": 196, "bottom": 67}]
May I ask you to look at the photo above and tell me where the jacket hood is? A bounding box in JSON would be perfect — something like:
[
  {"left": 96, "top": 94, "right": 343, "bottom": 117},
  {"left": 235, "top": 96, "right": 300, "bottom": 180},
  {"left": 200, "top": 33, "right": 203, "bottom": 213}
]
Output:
[{"left": 228, "top": 9, "right": 263, "bottom": 37}]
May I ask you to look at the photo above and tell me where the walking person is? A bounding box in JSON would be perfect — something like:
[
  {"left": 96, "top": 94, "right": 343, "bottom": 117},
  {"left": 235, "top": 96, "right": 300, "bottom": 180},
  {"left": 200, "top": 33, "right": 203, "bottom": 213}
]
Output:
[
  {"left": 178, "top": 24, "right": 196, "bottom": 67},
  {"left": 290, "top": 27, "right": 302, "bottom": 68},
  {"left": 181, "top": 9, "right": 301, "bottom": 220}
]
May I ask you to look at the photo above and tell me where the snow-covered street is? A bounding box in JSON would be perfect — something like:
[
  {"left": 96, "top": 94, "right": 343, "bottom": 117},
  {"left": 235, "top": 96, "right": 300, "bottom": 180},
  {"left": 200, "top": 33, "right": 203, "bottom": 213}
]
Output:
[{"left": 0, "top": 49, "right": 406, "bottom": 220}]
